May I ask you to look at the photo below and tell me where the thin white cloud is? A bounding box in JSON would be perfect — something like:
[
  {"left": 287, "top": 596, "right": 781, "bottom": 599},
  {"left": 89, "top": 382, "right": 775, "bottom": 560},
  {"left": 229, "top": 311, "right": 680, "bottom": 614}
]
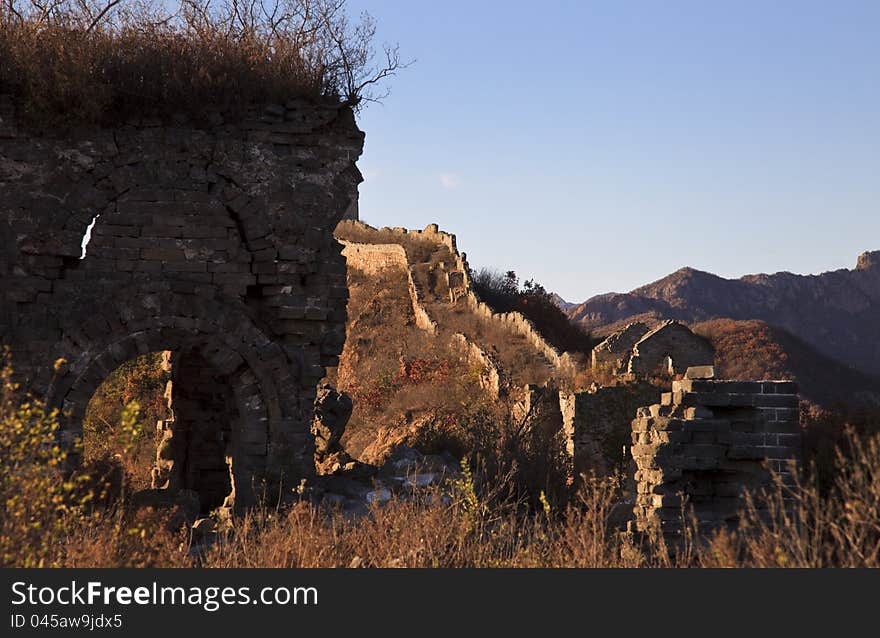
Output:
[{"left": 439, "top": 173, "right": 461, "bottom": 190}]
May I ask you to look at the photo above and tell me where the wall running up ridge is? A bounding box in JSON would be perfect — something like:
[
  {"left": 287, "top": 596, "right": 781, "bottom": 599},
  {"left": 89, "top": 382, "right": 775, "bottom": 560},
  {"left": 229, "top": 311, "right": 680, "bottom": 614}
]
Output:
[{"left": 339, "top": 221, "right": 578, "bottom": 378}]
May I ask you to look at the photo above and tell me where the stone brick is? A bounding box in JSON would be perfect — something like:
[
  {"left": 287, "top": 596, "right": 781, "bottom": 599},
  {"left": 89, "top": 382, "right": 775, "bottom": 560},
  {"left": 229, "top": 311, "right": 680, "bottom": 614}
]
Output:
[
  {"left": 762, "top": 381, "right": 798, "bottom": 394},
  {"left": 753, "top": 394, "right": 799, "bottom": 409},
  {"left": 682, "top": 405, "right": 711, "bottom": 419},
  {"left": 140, "top": 247, "right": 187, "bottom": 261},
  {"left": 631, "top": 376, "right": 801, "bottom": 539},
  {"left": 685, "top": 365, "right": 715, "bottom": 379}
]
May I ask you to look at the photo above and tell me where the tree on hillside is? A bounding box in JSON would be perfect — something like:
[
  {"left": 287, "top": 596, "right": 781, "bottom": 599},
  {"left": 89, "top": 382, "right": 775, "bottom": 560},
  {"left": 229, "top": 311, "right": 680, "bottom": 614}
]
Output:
[{"left": 473, "top": 268, "right": 597, "bottom": 354}]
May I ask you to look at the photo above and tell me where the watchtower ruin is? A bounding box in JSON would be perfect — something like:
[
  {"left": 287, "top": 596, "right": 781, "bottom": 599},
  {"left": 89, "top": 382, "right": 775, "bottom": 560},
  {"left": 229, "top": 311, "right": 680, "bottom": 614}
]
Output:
[{"left": 0, "top": 96, "right": 364, "bottom": 511}]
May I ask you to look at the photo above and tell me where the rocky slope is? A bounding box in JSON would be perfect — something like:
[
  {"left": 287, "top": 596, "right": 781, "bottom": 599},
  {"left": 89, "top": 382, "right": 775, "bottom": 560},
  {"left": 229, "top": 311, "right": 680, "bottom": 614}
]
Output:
[
  {"left": 566, "top": 250, "right": 880, "bottom": 376},
  {"left": 326, "top": 221, "right": 593, "bottom": 464}
]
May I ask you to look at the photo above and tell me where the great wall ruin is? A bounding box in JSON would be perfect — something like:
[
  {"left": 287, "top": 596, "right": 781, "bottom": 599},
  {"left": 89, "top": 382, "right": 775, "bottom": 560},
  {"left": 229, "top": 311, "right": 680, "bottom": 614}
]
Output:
[
  {"left": 631, "top": 369, "right": 801, "bottom": 538},
  {"left": 335, "top": 220, "right": 804, "bottom": 534},
  {"left": 338, "top": 221, "right": 578, "bottom": 385},
  {"left": 1, "top": 96, "right": 803, "bottom": 536},
  {"left": 591, "top": 320, "right": 715, "bottom": 379},
  {"left": 0, "top": 95, "right": 364, "bottom": 512}
]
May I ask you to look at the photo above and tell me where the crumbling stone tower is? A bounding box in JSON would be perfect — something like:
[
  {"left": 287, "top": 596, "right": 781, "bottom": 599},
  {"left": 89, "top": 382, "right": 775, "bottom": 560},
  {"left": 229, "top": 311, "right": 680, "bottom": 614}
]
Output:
[
  {"left": 0, "top": 96, "right": 364, "bottom": 511},
  {"left": 631, "top": 368, "right": 802, "bottom": 538}
]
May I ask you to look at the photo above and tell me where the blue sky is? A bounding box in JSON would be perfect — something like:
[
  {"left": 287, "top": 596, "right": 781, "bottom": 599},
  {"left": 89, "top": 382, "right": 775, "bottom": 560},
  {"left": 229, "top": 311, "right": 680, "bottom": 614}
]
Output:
[{"left": 345, "top": 0, "right": 880, "bottom": 302}]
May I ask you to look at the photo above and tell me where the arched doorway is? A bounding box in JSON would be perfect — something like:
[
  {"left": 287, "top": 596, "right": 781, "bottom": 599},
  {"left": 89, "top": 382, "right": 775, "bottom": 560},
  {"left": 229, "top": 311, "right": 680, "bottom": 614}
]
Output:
[
  {"left": 46, "top": 291, "right": 300, "bottom": 512},
  {"left": 81, "top": 347, "right": 251, "bottom": 514},
  {"left": 62, "top": 334, "right": 271, "bottom": 513},
  {"left": 166, "top": 347, "right": 239, "bottom": 513}
]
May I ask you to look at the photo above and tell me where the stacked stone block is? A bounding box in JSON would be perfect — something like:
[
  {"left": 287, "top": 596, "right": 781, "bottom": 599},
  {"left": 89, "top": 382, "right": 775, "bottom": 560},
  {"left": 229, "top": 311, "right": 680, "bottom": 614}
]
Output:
[{"left": 631, "top": 371, "right": 801, "bottom": 536}]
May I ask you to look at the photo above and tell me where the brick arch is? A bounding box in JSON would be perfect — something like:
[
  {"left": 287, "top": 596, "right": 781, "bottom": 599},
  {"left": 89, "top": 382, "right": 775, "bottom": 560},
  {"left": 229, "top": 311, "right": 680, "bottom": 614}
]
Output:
[
  {"left": 53, "top": 324, "right": 274, "bottom": 435},
  {"left": 45, "top": 291, "right": 299, "bottom": 510},
  {"left": 48, "top": 288, "right": 288, "bottom": 404}
]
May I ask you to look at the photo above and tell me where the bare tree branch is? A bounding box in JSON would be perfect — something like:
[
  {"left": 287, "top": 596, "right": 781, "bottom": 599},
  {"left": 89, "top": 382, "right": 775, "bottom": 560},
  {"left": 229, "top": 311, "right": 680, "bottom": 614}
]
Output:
[
  {"left": 86, "top": 0, "right": 122, "bottom": 32},
  {"left": 4, "top": 0, "right": 25, "bottom": 22},
  {"left": 2, "top": 0, "right": 409, "bottom": 119}
]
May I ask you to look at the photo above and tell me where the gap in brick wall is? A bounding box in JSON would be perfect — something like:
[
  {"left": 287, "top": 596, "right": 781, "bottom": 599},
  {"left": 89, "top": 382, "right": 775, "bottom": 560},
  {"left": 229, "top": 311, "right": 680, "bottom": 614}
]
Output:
[{"left": 80, "top": 214, "right": 100, "bottom": 259}]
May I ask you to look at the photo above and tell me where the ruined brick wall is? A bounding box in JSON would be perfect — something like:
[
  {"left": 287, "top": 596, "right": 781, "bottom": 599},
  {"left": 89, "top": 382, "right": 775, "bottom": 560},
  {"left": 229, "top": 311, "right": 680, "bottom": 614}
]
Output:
[
  {"left": 627, "top": 320, "right": 715, "bottom": 378},
  {"left": 512, "top": 384, "right": 564, "bottom": 435},
  {"left": 631, "top": 375, "right": 801, "bottom": 537},
  {"left": 339, "top": 237, "right": 502, "bottom": 398},
  {"left": 591, "top": 322, "right": 649, "bottom": 374},
  {"left": 0, "top": 96, "right": 364, "bottom": 510},
  {"left": 338, "top": 241, "right": 408, "bottom": 276},
  {"left": 339, "top": 220, "right": 579, "bottom": 376},
  {"left": 339, "top": 238, "right": 439, "bottom": 334},
  {"left": 451, "top": 333, "right": 502, "bottom": 399},
  {"left": 560, "top": 382, "right": 661, "bottom": 476}
]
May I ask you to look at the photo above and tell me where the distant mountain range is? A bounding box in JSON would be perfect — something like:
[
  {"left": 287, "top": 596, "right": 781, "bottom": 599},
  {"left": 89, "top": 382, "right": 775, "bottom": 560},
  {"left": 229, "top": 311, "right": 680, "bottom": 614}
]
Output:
[{"left": 564, "top": 250, "right": 880, "bottom": 378}]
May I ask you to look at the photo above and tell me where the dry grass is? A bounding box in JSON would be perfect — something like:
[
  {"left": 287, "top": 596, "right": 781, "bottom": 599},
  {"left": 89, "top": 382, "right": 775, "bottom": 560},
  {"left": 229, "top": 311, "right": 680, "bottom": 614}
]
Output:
[
  {"left": 408, "top": 404, "right": 572, "bottom": 511},
  {"left": 200, "top": 477, "right": 632, "bottom": 568},
  {"left": 0, "top": 0, "right": 405, "bottom": 126},
  {"left": 329, "top": 264, "right": 488, "bottom": 459},
  {"left": 439, "top": 306, "right": 555, "bottom": 386},
  {"left": 3, "top": 351, "right": 880, "bottom": 568},
  {"left": 203, "top": 427, "right": 880, "bottom": 568},
  {"left": 570, "top": 363, "right": 618, "bottom": 391},
  {"left": 0, "top": 351, "right": 187, "bottom": 567},
  {"left": 692, "top": 433, "right": 880, "bottom": 568},
  {"left": 4, "top": 323, "right": 879, "bottom": 568}
]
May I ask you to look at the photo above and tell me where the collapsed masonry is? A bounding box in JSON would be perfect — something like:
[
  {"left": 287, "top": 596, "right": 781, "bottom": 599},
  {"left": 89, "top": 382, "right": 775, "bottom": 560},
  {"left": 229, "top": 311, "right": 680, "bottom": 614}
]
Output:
[
  {"left": 508, "top": 381, "right": 662, "bottom": 479},
  {"left": 560, "top": 382, "right": 660, "bottom": 476},
  {"left": 592, "top": 320, "right": 714, "bottom": 379},
  {"left": 337, "top": 222, "right": 711, "bottom": 478},
  {"left": 631, "top": 367, "right": 802, "bottom": 537},
  {"left": 334, "top": 221, "right": 804, "bottom": 527},
  {"left": 0, "top": 95, "right": 364, "bottom": 513}
]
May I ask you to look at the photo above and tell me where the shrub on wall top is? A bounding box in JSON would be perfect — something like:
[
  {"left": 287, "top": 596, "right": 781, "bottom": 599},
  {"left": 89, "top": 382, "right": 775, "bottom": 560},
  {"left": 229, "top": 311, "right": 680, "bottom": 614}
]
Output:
[{"left": 0, "top": 0, "right": 406, "bottom": 126}]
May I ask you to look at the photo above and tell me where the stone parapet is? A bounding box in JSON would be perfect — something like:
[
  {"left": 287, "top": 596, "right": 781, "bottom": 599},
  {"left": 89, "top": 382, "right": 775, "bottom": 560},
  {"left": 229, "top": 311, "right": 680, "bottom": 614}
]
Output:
[{"left": 631, "top": 370, "right": 801, "bottom": 537}]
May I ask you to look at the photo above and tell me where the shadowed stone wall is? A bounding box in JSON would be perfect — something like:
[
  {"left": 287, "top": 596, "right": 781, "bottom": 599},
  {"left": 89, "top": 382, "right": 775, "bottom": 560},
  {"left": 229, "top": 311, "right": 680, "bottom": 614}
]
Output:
[
  {"left": 0, "top": 95, "right": 364, "bottom": 510},
  {"left": 631, "top": 372, "right": 801, "bottom": 538},
  {"left": 591, "top": 322, "right": 649, "bottom": 374},
  {"left": 560, "top": 382, "right": 661, "bottom": 477},
  {"left": 590, "top": 320, "right": 715, "bottom": 380},
  {"left": 627, "top": 320, "right": 715, "bottom": 378}
]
